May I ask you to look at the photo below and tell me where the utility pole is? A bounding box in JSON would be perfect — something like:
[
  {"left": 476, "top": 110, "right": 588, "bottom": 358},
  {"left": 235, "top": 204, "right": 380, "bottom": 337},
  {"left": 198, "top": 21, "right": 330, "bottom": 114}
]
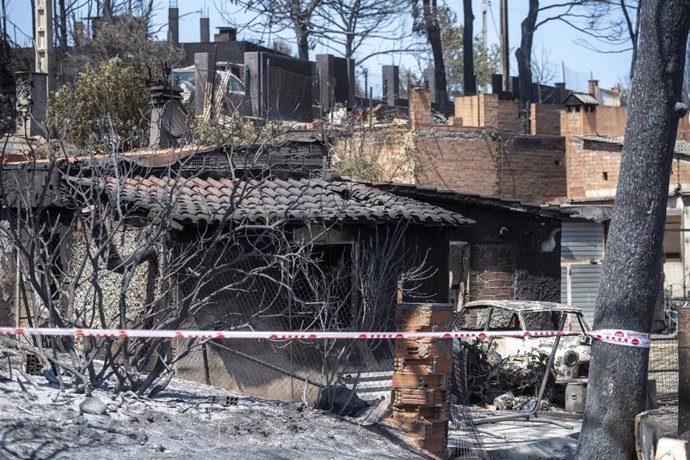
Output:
[
  {"left": 482, "top": 0, "right": 487, "bottom": 45},
  {"left": 499, "top": 0, "right": 509, "bottom": 92}
]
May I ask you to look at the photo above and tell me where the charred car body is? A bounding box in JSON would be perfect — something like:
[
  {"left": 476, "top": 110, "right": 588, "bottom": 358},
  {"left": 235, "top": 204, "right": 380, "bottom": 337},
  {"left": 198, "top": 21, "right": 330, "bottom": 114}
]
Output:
[{"left": 452, "top": 300, "right": 592, "bottom": 405}]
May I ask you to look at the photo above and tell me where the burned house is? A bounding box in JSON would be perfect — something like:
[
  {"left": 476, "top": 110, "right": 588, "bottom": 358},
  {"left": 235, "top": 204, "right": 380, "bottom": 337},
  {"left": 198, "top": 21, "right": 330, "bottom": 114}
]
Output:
[
  {"left": 367, "top": 183, "right": 568, "bottom": 306},
  {"left": 0, "top": 138, "right": 471, "bottom": 401}
]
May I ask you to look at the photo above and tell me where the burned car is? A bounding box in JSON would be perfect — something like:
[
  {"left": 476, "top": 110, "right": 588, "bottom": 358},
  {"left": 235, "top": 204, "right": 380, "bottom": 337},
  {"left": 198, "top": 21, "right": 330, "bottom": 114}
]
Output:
[{"left": 452, "top": 300, "right": 592, "bottom": 405}]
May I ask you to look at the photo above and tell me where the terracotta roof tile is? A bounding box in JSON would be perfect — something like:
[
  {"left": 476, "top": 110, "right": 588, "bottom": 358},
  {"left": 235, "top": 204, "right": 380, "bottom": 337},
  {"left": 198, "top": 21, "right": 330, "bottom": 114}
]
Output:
[{"left": 79, "top": 175, "right": 472, "bottom": 227}]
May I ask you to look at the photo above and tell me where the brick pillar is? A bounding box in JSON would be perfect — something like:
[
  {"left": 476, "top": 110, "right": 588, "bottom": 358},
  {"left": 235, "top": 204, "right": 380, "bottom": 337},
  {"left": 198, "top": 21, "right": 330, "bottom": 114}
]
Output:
[
  {"left": 390, "top": 303, "right": 453, "bottom": 459},
  {"left": 409, "top": 88, "right": 432, "bottom": 129}
]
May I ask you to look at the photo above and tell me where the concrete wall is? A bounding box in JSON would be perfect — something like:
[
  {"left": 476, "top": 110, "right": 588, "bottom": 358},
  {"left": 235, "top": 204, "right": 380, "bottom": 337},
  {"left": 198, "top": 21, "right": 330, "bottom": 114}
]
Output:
[{"left": 244, "top": 52, "right": 315, "bottom": 121}]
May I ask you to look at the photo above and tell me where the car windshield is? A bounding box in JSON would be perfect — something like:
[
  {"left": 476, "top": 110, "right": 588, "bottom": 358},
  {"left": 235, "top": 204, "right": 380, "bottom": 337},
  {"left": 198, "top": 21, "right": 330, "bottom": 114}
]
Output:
[
  {"left": 521, "top": 311, "right": 565, "bottom": 330},
  {"left": 455, "top": 307, "right": 490, "bottom": 330},
  {"left": 488, "top": 308, "right": 521, "bottom": 330},
  {"left": 171, "top": 69, "right": 245, "bottom": 93},
  {"left": 172, "top": 69, "right": 195, "bottom": 84}
]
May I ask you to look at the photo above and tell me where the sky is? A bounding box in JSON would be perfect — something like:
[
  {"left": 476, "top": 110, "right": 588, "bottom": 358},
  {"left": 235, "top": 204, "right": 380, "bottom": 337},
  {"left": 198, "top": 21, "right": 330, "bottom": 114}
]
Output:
[{"left": 5, "top": 0, "right": 634, "bottom": 93}]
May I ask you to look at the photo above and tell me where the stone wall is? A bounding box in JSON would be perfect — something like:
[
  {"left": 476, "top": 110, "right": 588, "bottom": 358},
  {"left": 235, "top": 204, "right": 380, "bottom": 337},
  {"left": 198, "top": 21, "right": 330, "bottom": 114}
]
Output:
[{"left": 64, "top": 225, "right": 158, "bottom": 328}]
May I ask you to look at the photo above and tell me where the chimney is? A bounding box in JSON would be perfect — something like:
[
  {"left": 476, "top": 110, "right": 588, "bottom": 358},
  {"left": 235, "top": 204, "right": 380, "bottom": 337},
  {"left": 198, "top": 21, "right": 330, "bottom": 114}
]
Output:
[
  {"left": 168, "top": 7, "right": 179, "bottom": 45},
  {"left": 200, "top": 17, "right": 210, "bottom": 43},
  {"left": 214, "top": 27, "right": 237, "bottom": 42},
  {"left": 491, "top": 74, "right": 502, "bottom": 94},
  {"left": 149, "top": 85, "right": 187, "bottom": 149},
  {"left": 382, "top": 65, "right": 400, "bottom": 106},
  {"left": 555, "top": 82, "right": 566, "bottom": 104},
  {"left": 588, "top": 79, "right": 600, "bottom": 101}
]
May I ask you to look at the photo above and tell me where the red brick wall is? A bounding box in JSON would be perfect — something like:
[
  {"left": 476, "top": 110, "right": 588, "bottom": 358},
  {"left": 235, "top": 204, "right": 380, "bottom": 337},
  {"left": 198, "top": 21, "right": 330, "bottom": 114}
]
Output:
[
  {"left": 497, "top": 100, "right": 521, "bottom": 134},
  {"left": 531, "top": 103, "right": 561, "bottom": 136},
  {"left": 565, "top": 139, "right": 622, "bottom": 199},
  {"left": 409, "top": 88, "right": 432, "bottom": 128},
  {"left": 454, "top": 94, "right": 522, "bottom": 134},
  {"left": 469, "top": 244, "right": 515, "bottom": 300},
  {"left": 566, "top": 138, "right": 690, "bottom": 200},
  {"left": 498, "top": 136, "right": 567, "bottom": 203},
  {"left": 414, "top": 133, "right": 500, "bottom": 196},
  {"left": 414, "top": 133, "right": 566, "bottom": 204}
]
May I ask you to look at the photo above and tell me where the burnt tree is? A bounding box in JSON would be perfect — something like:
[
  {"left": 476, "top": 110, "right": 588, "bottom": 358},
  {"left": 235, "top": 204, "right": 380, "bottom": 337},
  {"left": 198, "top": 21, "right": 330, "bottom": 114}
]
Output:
[
  {"left": 515, "top": 1, "right": 611, "bottom": 108},
  {"left": 462, "top": 0, "right": 476, "bottom": 95},
  {"left": 412, "top": 0, "right": 449, "bottom": 110},
  {"left": 516, "top": 0, "right": 538, "bottom": 109},
  {"left": 577, "top": 1, "right": 690, "bottom": 458}
]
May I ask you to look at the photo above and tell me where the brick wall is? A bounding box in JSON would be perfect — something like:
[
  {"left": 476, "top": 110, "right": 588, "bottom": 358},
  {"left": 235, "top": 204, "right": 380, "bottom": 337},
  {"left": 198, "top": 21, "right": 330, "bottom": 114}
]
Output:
[
  {"left": 469, "top": 243, "right": 515, "bottom": 300},
  {"left": 453, "top": 94, "right": 522, "bottom": 134},
  {"left": 454, "top": 95, "right": 481, "bottom": 127},
  {"left": 531, "top": 103, "right": 561, "bottom": 136},
  {"left": 331, "top": 128, "right": 415, "bottom": 183},
  {"left": 414, "top": 133, "right": 566, "bottom": 203},
  {"left": 480, "top": 93, "right": 499, "bottom": 128},
  {"left": 497, "top": 100, "right": 521, "bottom": 134},
  {"left": 594, "top": 106, "right": 627, "bottom": 136},
  {"left": 409, "top": 88, "right": 432, "bottom": 128},
  {"left": 499, "top": 136, "right": 567, "bottom": 202},
  {"left": 414, "top": 132, "right": 500, "bottom": 196},
  {"left": 678, "top": 116, "right": 690, "bottom": 140},
  {"left": 390, "top": 303, "right": 452, "bottom": 458},
  {"left": 566, "top": 138, "right": 690, "bottom": 200}
]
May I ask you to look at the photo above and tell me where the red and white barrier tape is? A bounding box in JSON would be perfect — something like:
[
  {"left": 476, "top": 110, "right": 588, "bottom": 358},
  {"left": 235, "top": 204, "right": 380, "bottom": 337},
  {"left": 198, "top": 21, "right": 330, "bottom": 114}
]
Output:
[
  {"left": 0, "top": 326, "right": 650, "bottom": 347},
  {"left": 590, "top": 329, "right": 651, "bottom": 348}
]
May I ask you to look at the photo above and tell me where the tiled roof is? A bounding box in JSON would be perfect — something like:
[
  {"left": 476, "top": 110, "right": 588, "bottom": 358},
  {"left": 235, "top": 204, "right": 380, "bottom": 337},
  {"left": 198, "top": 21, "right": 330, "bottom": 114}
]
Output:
[
  {"left": 563, "top": 92, "right": 599, "bottom": 105},
  {"left": 361, "top": 182, "right": 570, "bottom": 219},
  {"left": 76, "top": 175, "right": 472, "bottom": 227},
  {"left": 582, "top": 135, "right": 690, "bottom": 155}
]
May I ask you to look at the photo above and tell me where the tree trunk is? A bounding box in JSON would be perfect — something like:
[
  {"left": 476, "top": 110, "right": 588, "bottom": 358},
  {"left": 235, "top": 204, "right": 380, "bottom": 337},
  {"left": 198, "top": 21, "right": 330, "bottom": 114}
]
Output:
[
  {"left": 57, "top": 0, "right": 68, "bottom": 50},
  {"left": 516, "top": 0, "right": 537, "bottom": 109},
  {"left": 577, "top": 1, "right": 690, "bottom": 458},
  {"left": 462, "top": 0, "right": 476, "bottom": 95},
  {"left": 423, "top": 0, "right": 448, "bottom": 110},
  {"left": 294, "top": 12, "right": 310, "bottom": 61}
]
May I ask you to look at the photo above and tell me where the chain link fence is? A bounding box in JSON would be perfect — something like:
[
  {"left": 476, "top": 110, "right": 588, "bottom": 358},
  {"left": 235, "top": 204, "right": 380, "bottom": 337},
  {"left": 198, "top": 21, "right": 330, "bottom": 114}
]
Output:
[{"left": 646, "top": 334, "right": 679, "bottom": 435}]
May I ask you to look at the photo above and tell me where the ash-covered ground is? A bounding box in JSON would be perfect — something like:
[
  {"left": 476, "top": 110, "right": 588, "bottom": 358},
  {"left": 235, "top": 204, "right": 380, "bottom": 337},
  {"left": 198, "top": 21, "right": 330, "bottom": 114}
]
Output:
[{"left": 0, "top": 369, "right": 425, "bottom": 459}]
